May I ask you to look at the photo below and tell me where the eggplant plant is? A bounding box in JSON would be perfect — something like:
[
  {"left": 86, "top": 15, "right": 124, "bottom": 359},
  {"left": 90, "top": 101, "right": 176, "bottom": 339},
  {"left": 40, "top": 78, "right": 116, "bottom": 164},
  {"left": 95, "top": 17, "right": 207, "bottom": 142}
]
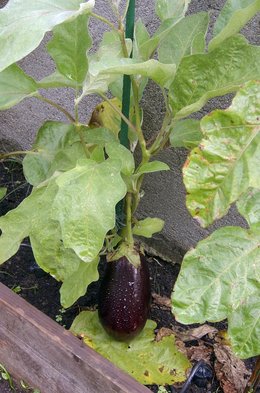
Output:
[{"left": 0, "top": 0, "right": 259, "bottom": 385}]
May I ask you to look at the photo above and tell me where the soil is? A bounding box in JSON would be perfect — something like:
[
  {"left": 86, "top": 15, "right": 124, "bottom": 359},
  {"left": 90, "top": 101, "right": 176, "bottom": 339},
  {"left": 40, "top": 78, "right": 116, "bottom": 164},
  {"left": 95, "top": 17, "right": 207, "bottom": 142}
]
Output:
[{"left": 0, "top": 160, "right": 258, "bottom": 393}]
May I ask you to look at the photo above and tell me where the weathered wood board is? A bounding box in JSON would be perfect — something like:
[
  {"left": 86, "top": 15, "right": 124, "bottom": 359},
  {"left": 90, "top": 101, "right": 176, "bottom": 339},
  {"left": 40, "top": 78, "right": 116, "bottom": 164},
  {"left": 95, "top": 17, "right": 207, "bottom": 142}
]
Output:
[{"left": 0, "top": 282, "right": 150, "bottom": 393}]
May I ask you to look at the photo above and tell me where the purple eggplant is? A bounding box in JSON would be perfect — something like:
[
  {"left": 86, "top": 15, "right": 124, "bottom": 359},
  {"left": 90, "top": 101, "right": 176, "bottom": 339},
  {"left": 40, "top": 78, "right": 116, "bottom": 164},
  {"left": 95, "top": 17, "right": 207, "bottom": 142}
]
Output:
[{"left": 98, "top": 252, "right": 151, "bottom": 341}]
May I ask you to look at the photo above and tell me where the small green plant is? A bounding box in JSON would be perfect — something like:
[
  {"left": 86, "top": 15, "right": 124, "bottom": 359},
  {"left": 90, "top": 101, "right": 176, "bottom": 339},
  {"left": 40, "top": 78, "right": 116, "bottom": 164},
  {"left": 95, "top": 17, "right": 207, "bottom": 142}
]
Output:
[
  {"left": 0, "top": 363, "right": 14, "bottom": 390},
  {"left": 0, "top": 0, "right": 259, "bottom": 386}
]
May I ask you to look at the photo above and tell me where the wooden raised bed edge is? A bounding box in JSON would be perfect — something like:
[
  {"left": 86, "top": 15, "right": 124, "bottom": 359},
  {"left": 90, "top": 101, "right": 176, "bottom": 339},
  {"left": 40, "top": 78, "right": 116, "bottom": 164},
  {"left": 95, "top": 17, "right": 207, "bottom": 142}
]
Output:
[{"left": 0, "top": 283, "right": 150, "bottom": 393}]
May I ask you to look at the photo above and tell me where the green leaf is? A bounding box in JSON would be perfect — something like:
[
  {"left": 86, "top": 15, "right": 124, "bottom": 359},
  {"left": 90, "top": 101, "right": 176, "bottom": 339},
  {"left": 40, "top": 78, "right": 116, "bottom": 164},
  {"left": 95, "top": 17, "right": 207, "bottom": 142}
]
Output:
[
  {"left": 78, "top": 57, "right": 176, "bottom": 99},
  {"left": 133, "top": 218, "right": 165, "bottom": 238},
  {"left": 237, "top": 188, "right": 260, "bottom": 228},
  {"left": 133, "top": 19, "right": 150, "bottom": 60},
  {"left": 47, "top": 14, "right": 91, "bottom": 84},
  {"left": 172, "top": 225, "right": 260, "bottom": 359},
  {"left": 228, "top": 293, "right": 260, "bottom": 358},
  {"left": 84, "top": 127, "right": 118, "bottom": 145},
  {"left": 0, "top": 64, "right": 38, "bottom": 110},
  {"left": 52, "top": 159, "right": 127, "bottom": 262},
  {"left": 156, "top": 0, "right": 191, "bottom": 22},
  {"left": 209, "top": 0, "right": 260, "bottom": 51},
  {"left": 184, "top": 81, "right": 260, "bottom": 227},
  {"left": 38, "top": 71, "right": 79, "bottom": 89},
  {"left": 60, "top": 258, "right": 99, "bottom": 308},
  {"left": 169, "top": 119, "right": 202, "bottom": 149},
  {"left": 89, "top": 145, "right": 105, "bottom": 163},
  {"left": 158, "top": 12, "right": 209, "bottom": 68},
  {"left": 169, "top": 35, "right": 260, "bottom": 119},
  {"left": 105, "top": 143, "right": 135, "bottom": 176},
  {"left": 70, "top": 311, "right": 191, "bottom": 385},
  {"left": 0, "top": 178, "right": 88, "bottom": 286},
  {"left": 23, "top": 121, "right": 88, "bottom": 186},
  {"left": 0, "top": 187, "right": 7, "bottom": 200},
  {"left": 0, "top": 0, "right": 94, "bottom": 72},
  {"left": 136, "top": 161, "right": 170, "bottom": 175}
]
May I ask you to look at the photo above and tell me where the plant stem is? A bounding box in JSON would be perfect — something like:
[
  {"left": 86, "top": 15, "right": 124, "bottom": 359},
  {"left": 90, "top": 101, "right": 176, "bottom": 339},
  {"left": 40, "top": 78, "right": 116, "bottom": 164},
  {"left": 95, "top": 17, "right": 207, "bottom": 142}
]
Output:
[
  {"left": 118, "top": 26, "right": 150, "bottom": 162},
  {"left": 36, "top": 94, "right": 76, "bottom": 123},
  {"left": 99, "top": 92, "right": 137, "bottom": 135},
  {"left": 0, "top": 150, "right": 36, "bottom": 159},
  {"left": 125, "top": 192, "right": 134, "bottom": 244},
  {"left": 90, "top": 12, "right": 117, "bottom": 31}
]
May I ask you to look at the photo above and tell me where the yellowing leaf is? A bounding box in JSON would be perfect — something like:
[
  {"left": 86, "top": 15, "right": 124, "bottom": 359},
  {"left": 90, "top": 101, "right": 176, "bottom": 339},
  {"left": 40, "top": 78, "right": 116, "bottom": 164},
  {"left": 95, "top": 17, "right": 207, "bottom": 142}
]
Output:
[{"left": 70, "top": 311, "right": 191, "bottom": 385}]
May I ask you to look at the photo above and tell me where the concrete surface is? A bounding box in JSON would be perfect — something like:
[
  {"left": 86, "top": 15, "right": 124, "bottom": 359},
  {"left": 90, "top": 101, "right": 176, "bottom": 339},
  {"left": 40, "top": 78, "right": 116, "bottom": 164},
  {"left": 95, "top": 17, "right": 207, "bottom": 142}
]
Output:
[{"left": 0, "top": 0, "right": 259, "bottom": 262}]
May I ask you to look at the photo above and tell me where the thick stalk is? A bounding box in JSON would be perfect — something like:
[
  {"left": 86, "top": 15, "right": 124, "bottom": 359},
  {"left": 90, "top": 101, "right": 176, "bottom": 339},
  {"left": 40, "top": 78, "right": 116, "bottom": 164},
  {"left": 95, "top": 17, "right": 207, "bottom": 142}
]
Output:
[
  {"left": 125, "top": 192, "right": 134, "bottom": 245},
  {"left": 36, "top": 94, "right": 75, "bottom": 123}
]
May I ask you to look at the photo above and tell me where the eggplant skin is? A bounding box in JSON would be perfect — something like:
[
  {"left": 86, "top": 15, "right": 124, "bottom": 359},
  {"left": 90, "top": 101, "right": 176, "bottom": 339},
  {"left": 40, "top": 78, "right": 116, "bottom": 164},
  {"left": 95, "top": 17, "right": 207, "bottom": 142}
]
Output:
[{"left": 98, "top": 253, "right": 151, "bottom": 341}]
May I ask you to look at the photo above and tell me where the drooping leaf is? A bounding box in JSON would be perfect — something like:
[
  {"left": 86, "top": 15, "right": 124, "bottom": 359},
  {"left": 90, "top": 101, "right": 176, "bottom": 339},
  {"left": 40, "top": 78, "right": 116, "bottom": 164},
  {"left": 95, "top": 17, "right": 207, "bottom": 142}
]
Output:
[
  {"left": 0, "top": 187, "right": 7, "bottom": 200},
  {"left": 0, "top": 64, "right": 38, "bottom": 110},
  {"left": 169, "top": 119, "right": 202, "bottom": 149},
  {"left": 105, "top": 142, "right": 135, "bottom": 176},
  {"left": 158, "top": 12, "right": 209, "bottom": 68},
  {"left": 0, "top": 0, "right": 95, "bottom": 73},
  {"left": 133, "top": 217, "right": 165, "bottom": 238},
  {"left": 60, "top": 258, "right": 99, "bottom": 308},
  {"left": 172, "top": 225, "right": 260, "bottom": 358},
  {"left": 184, "top": 80, "right": 260, "bottom": 227},
  {"left": 47, "top": 14, "right": 91, "bottom": 84},
  {"left": 23, "top": 121, "right": 89, "bottom": 186},
  {"left": 136, "top": 161, "right": 170, "bottom": 175},
  {"left": 228, "top": 292, "right": 260, "bottom": 358},
  {"left": 70, "top": 311, "right": 191, "bottom": 385},
  {"left": 78, "top": 58, "right": 176, "bottom": 99},
  {"left": 52, "top": 159, "right": 127, "bottom": 262},
  {"left": 209, "top": 0, "right": 260, "bottom": 51},
  {"left": 155, "top": 0, "right": 191, "bottom": 22},
  {"left": 169, "top": 35, "right": 260, "bottom": 119},
  {"left": 237, "top": 188, "right": 260, "bottom": 229}
]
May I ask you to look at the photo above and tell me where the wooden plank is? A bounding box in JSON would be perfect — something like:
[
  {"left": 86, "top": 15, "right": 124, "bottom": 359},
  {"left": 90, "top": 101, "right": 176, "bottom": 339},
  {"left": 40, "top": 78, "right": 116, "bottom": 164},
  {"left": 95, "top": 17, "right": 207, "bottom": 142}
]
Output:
[{"left": 0, "top": 283, "right": 150, "bottom": 393}]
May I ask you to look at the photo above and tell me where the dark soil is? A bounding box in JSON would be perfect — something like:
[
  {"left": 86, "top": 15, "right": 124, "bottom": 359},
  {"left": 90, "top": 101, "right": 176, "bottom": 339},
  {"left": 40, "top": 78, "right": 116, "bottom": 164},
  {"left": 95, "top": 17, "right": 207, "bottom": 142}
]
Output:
[{"left": 0, "top": 160, "right": 258, "bottom": 393}]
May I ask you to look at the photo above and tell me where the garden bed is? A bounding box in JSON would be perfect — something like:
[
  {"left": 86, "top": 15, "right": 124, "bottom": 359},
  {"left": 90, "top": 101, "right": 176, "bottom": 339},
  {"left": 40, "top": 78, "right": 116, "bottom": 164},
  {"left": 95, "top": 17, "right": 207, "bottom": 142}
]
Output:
[{"left": 0, "top": 160, "right": 257, "bottom": 393}]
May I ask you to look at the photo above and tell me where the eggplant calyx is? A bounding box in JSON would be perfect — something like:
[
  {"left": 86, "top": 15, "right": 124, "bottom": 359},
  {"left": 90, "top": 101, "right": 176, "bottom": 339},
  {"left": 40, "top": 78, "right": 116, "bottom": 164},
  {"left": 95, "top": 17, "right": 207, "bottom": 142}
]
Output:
[{"left": 107, "top": 242, "right": 141, "bottom": 268}]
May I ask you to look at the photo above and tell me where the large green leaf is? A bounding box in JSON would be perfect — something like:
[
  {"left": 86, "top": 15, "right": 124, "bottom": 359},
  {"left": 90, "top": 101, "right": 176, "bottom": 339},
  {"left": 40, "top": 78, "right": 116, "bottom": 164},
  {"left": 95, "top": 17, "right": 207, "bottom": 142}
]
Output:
[
  {"left": 0, "top": 0, "right": 94, "bottom": 73},
  {"left": 133, "top": 218, "right": 165, "bottom": 238},
  {"left": 0, "top": 179, "right": 80, "bottom": 281},
  {"left": 237, "top": 188, "right": 260, "bottom": 229},
  {"left": 169, "top": 35, "right": 260, "bottom": 119},
  {"left": 209, "top": 0, "right": 260, "bottom": 51},
  {"left": 60, "top": 258, "right": 99, "bottom": 308},
  {"left": 169, "top": 119, "right": 202, "bottom": 149},
  {"left": 228, "top": 292, "right": 260, "bottom": 358},
  {"left": 70, "top": 311, "right": 191, "bottom": 385},
  {"left": 47, "top": 14, "right": 91, "bottom": 84},
  {"left": 158, "top": 12, "right": 209, "bottom": 68},
  {"left": 172, "top": 226, "right": 260, "bottom": 358},
  {"left": 51, "top": 159, "right": 127, "bottom": 262},
  {"left": 155, "top": 0, "right": 191, "bottom": 22},
  {"left": 184, "top": 81, "right": 260, "bottom": 227},
  {"left": 0, "top": 178, "right": 96, "bottom": 304},
  {"left": 23, "top": 121, "right": 89, "bottom": 186},
  {"left": 0, "top": 64, "right": 38, "bottom": 110}
]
